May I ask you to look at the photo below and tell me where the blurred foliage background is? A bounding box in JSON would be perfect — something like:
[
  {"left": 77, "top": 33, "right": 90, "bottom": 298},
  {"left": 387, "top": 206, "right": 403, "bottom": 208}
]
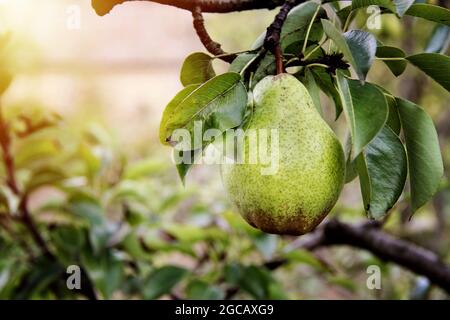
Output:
[{"left": 0, "top": 0, "right": 449, "bottom": 299}]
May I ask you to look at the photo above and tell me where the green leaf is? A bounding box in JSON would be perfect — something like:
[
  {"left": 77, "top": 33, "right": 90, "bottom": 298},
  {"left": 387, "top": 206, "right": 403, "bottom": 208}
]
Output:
[
  {"left": 164, "top": 224, "right": 228, "bottom": 244},
  {"left": 301, "top": 68, "right": 323, "bottom": 116},
  {"left": 343, "top": 30, "right": 377, "bottom": 80},
  {"left": 124, "top": 159, "right": 168, "bottom": 180},
  {"left": 396, "top": 98, "right": 443, "bottom": 213},
  {"left": 284, "top": 249, "right": 328, "bottom": 272},
  {"left": 224, "top": 264, "right": 286, "bottom": 299},
  {"left": 12, "top": 257, "right": 64, "bottom": 299},
  {"left": 180, "top": 52, "right": 215, "bottom": 86},
  {"left": 336, "top": 6, "right": 353, "bottom": 26},
  {"left": 252, "top": 53, "right": 276, "bottom": 87},
  {"left": 229, "top": 53, "right": 257, "bottom": 73},
  {"left": 405, "top": 4, "right": 450, "bottom": 27},
  {"left": 310, "top": 67, "right": 343, "bottom": 118},
  {"left": 352, "top": 0, "right": 414, "bottom": 17},
  {"left": 252, "top": 233, "right": 278, "bottom": 259},
  {"left": 25, "top": 167, "right": 66, "bottom": 193},
  {"left": 322, "top": 19, "right": 356, "bottom": 66},
  {"left": 82, "top": 250, "right": 123, "bottom": 299},
  {"left": 280, "top": 2, "right": 325, "bottom": 51},
  {"left": 376, "top": 46, "right": 407, "bottom": 77},
  {"left": 159, "top": 73, "right": 247, "bottom": 148},
  {"left": 344, "top": 134, "right": 358, "bottom": 183},
  {"left": 385, "top": 95, "right": 401, "bottom": 134},
  {"left": 174, "top": 148, "right": 202, "bottom": 184},
  {"left": 186, "top": 280, "right": 224, "bottom": 300},
  {"left": 143, "top": 266, "right": 187, "bottom": 299},
  {"left": 356, "top": 126, "right": 407, "bottom": 219},
  {"left": 322, "top": 20, "right": 373, "bottom": 81},
  {"left": 336, "top": 73, "right": 388, "bottom": 158},
  {"left": 406, "top": 53, "right": 450, "bottom": 92},
  {"left": 159, "top": 84, "right": 199, "bottom": 145},
  {"left": 14, "top": 139, "right": 60, "bottom": 168},
  {"left": 68, "top": 195, "right": 111, "bottom": 253},
  {"left": 425, "top": 25, "right": 450, "bottom": 54}
]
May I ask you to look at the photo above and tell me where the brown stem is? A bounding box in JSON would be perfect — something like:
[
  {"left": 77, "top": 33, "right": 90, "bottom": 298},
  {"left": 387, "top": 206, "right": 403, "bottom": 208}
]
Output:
[
  {"left": 274, "top": 45, "right": 284, "bottom": 74},
  {"left": 192, "top": 6, "right": 236, "bottom": 63},
  {"left": 264, "top": 0, "right": 306, "bottom": 73},
  {"left": 92, "top": 0, "right": 284, "bottom": 16}
]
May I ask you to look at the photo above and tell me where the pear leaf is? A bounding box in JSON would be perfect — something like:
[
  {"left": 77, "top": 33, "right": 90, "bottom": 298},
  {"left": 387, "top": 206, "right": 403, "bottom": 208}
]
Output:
[
  {"left": 159, "top": 73, "right": 247, "bottom": 148},
  {"left": 322, "top": 20, "right": 375, "bottom": 81},
  {"left": 336, "top": 72, "right": 388, "bottom": 159},
  {"left": 174, "top": 148, "right": 202, "bottom": 184},
  {"left": 280, "top": 2, "right": 326, "bottom": 51},
  {"left": 159, "top": 84, "right": 199, "bottom": 145},
  {"left": 229, "top": 53, "right": 257, "bottom": 73},
  {"left": 406, "top": 53, "right": 450, "bottom": 92},
  {"left": 143, "top": 266, "right": 187, "bottom": 299},
  {"left": 252, "top": 53, "right": 276, "bottom": 88},
  {"left": 385, "top": 95, "right": 401, "bottom": 135},
  {"left": 302, "top": 68, "right": 323, "bottom": 116},
  {"left": 343, "top": 30, "right": 377, "bottom": 80},
  {"left": 310, "top": 67, "right": 343, "bottom": 119},
  {"left": 180, "top": 52, "right": 215, "bottom": 86},
  {"left": 351, "top": 0, "right": 414, "bottom": 17},
  {"left": 405, "top": 4, "right": 450, "bottom": 27},
  {"left": 376, "top": 46, "right": 407, "bottom": 77},
  {"left": 396, "top": 98, "right": 444, "bottom": 213},
  {"left": 356, "top": 126, "right": 407, "bottom": 219}
]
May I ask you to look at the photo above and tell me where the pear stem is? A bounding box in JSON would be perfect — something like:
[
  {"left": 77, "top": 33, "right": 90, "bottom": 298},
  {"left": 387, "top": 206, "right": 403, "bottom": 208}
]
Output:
[{"left": 275, "top": 45, "right": 284, "bottom": 74}]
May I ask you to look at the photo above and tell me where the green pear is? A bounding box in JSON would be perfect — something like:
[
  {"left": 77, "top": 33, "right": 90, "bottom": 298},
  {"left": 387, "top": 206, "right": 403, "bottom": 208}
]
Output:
[{"left": 221, "top": 73, "right": 345, "bottom": 235}]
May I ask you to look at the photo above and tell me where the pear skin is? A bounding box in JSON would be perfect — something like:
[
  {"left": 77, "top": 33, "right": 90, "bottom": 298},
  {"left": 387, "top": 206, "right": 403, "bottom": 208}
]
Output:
[{"left": 221, "top": 74, "right": 345, "bottom": 235}]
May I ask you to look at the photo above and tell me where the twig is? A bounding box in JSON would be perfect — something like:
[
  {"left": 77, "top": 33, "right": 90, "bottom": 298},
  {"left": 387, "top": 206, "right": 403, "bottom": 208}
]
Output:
[
  {"left": 274, "top": 45, "right": 284, "bottom": 74},
  {"left": 192, "top": 6, "right": 236, "bottom": 63},
  {"left": 92, "top": 0, "right": 285, "bottom": 16},
  {"left": 264, "top": 0, "right": 306, "bottom": 72}
]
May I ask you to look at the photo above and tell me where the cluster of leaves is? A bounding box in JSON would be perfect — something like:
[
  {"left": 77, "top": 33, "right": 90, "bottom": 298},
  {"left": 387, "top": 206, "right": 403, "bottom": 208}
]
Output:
[
  {"left": 1, "top": 0, "right": 449, "bottom": 300},
  {"left": 160, "top": 0, "right": 449, "bottom": 219},
  {"left": 0, "top": 57, "right": 337, "bottom": 297}
]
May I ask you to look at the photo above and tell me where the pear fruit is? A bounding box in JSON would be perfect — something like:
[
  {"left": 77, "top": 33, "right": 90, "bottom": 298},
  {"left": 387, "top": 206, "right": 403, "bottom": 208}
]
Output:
[{"left": 221, "top": 74, "right": 345, "bottom": 235}]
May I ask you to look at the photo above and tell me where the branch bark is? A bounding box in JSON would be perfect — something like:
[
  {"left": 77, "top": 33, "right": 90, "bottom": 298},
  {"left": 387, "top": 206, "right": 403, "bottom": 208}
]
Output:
[
  {"left": 269, "top": 220, "right": 450, "bottom": 294},
  {"left": 192, "top": 6, "right": 236, "bottom": 63},
  {"left": 92, "top": 0, "right": 284, "bottom": 16}
]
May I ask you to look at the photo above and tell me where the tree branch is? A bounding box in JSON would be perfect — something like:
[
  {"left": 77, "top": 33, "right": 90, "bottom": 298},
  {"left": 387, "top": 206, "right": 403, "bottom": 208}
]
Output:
[
  {"left": 92, "top": 0, "right": 284, "bottom": 16},
  {"left": 270, "top": 220, "right": 450, "bottom": 294},
  {"left": 192, "top": 6, "right": 236, "bottom": 63}
]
